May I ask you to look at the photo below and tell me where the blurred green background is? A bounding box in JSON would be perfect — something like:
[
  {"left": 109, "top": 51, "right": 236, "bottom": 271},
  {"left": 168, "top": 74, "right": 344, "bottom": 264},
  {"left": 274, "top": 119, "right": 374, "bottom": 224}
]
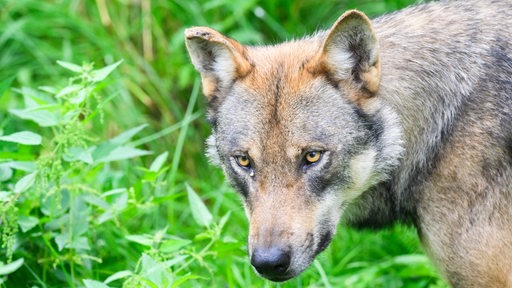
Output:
[{"left": 0, "top": 0, "right": 448, "bottom": 287}]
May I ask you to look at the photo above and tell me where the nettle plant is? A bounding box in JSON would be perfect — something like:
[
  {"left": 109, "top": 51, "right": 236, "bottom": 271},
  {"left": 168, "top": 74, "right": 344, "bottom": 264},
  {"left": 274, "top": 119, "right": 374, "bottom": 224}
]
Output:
[{"left": 0, "top": 61, "right": 229, "bottom": 287}]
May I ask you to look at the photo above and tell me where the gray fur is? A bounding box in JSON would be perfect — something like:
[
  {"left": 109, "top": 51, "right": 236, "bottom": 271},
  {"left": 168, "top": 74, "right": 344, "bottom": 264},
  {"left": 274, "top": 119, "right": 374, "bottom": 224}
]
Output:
[{"left": 185, "top": 0, "right": 512, "bottom": 286}]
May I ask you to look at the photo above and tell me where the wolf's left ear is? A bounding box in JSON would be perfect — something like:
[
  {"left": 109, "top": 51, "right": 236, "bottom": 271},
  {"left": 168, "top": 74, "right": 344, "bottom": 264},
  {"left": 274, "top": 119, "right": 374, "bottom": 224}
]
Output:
[
  {"left": 185, "top": 27, "right": 253, "bottom": 100},
  {"left": 310, "top": 10, "right": 380, "bottom": 98}
]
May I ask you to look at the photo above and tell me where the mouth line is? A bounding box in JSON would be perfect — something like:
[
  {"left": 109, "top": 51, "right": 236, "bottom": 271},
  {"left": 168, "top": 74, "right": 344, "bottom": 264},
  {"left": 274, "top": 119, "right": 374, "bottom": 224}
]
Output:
[{"left": 266, "top": 274, "right": 294, "bottom": 282}]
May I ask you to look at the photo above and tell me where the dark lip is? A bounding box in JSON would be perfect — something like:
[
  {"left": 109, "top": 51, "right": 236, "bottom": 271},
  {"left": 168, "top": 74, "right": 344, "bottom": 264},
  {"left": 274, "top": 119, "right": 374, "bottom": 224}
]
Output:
[
  {"left": 266, "top": 274, "right": 294, "bottom": 282},
  {"left": 315, "top": 231, "right": 333, "bottom": 255}
]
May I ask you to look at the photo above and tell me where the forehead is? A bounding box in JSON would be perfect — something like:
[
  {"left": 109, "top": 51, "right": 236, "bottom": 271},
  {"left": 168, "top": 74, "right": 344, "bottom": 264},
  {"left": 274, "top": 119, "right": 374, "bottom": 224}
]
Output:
[
  {"left": 218, "top": 83, "right": 357, "bottom": 154},
  {"left": 215, "top": 39, "right": 361, "bottom": 153}
]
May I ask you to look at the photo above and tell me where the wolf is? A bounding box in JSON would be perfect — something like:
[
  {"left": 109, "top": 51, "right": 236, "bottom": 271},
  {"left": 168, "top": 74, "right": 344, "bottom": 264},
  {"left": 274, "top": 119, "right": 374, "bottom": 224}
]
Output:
[{"left": 184, "top": 0, "right": 512, "bottom": 286}]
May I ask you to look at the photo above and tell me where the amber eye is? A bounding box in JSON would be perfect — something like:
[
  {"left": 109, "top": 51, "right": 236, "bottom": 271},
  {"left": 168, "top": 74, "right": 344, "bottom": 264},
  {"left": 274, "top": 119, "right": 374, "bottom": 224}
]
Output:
[
  {"left": 235, "top": 155, "right": 251, "bottom": 168},
  {"left": 305, "top": 151, "right": 322, "bottom": 164}
]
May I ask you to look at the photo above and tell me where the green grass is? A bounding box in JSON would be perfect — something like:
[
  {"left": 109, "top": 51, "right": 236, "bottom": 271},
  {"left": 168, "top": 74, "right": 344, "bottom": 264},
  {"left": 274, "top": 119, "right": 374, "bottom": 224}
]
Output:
[{"left": 0, "top": 0, "right": 448, "bottom": 287}]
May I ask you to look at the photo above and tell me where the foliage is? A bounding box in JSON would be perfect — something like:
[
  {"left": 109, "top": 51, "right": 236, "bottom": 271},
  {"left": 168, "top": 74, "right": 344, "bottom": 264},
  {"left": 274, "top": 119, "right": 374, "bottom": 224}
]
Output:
[{"left": 0, "top": 0, "right": 447, "bottom": 287}]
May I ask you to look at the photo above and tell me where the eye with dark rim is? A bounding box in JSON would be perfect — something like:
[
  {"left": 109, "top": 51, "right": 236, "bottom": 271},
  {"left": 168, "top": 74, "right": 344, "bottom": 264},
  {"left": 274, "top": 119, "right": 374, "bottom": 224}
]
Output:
[
  {"left": 304, "top": 151, "right": 323, "bottom": 167},
  {"left": 234, "top": 155, "right": 252, "bottom": 169}
]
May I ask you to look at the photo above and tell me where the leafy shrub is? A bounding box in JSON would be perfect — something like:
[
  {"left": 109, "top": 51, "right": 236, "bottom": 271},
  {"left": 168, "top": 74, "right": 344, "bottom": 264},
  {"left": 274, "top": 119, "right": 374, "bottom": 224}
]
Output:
[{"left": 0, "top": 61, "right": 241, "bottom": 287}]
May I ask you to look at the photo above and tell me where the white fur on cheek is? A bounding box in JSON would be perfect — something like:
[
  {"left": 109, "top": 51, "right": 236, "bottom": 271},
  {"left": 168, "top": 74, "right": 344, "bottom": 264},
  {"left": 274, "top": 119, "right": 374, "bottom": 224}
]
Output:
[
  {"left": 350, "top": 148, "right": 376, "bottom": 188},
  {"left": 343, "top": 148, "right": 377, "bottom": 202}
]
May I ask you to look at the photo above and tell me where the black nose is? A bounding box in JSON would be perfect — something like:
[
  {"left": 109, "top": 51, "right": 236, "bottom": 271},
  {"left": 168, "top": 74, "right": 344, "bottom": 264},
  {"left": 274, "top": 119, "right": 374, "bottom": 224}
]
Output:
[{"left": 251, "top": 247, "right": 291, "bottom": 279}]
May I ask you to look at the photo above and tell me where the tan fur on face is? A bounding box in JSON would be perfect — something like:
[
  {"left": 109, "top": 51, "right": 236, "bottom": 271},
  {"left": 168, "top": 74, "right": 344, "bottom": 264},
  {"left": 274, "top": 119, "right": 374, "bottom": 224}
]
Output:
[{"left": 186, "top": 0, "right": 512, "bottom": 285}]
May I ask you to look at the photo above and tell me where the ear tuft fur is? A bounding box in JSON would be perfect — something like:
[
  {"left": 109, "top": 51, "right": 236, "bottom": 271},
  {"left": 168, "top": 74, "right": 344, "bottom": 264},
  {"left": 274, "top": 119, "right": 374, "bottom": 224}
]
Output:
[
  {"left": 185, "top": 27, "right": 253, "bottom": 99},
  {"left": 309, "top": 10, "right": 381, "bottom": 98}
]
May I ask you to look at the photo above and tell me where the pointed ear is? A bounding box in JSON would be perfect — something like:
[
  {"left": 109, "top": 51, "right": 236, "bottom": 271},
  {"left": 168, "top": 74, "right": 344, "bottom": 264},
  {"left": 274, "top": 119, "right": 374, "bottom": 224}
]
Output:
[
  {"left": 185, "top": 27, "right": 253, "bottom": 100},
  {"left": 310, "top": 10, "right": 380, "bottom": 98}
]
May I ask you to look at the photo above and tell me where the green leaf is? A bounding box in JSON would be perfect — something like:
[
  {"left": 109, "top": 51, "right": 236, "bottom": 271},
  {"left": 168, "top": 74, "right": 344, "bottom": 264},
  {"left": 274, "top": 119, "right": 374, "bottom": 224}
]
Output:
[
  {"left": 126, "top": 234, "right": 153, "bottom": 247},
  {"left": 0, "top": 258, "right": 24, "bottom": 275},
  {"left": 4, "top": 161, "right": 37, "bottom": 172},
  {"left": 54, "top": 233, "right": 69, "bottom": 251},
  {"left": 18, "top": 216, "right": 39, "bottom": 232},
  {"left": 165, "top": 255, "right": 187, "bottom": 267},
  {"left": 70, "top": 236, "right": 90, "bottom": 250},
  {"left": 15, "top": 86, "right": 55, "bottom": 106},
  {"left": 171, "top": 274, "right": 203, "bottom": 288},
  {"left": 0, "top": 77, "right": 14, "bottom": 96},
  {"left": 63, "top": 146, "right": 94, "bottom": 164},
  {"left": 0, "top": 166, "right": 13, "bottom": 182},
  {"left": 185, "top": 183, "right": 212, "bottom": 227},
  {"left": 139, "top": 253, "right": 170, "bottom": 288},
  {"left": 83, "top": 279, "right": 111, "bottom": 288},
  {"left": 84, "top": 194, "right": 109, "bottom": 209},
  {"left": 9, "top": 108, "right": 59, "bottom": 127},
  {"left": 56, "top": 60, "right": 83, "bottom": 72},
  {"left": 159, "top": 238, "right": 191, "bottom": 254},
  {"left": 94, "top": 146, "right": 152, "bottom": 163},
  {"left": 109, "top": 124, "right": 148, "bottom": 145},
  {"left": 0, "top": 191, "right": 12, "bottom": 202},
  {"left": 69, "top": 88, "right": 89, "bottom": 104},
  {"left": 71, "top": 196, "right": 90, "bottom": 236},
  {"left": 104, "top": 270, "right": 133, "bottom": 284},
  {"left": 90, "top": 59, "right": 123, "bottom": 82},
  {"left": 14, "top": 171, "right": 37, "bottom": 194},
  {"left": 392, "top": 254, "right": 430, "bottom": 265},
  {"left": 56, "top": 84, "right": 82, "bottom": 99},
  {"left": 149, "top": 151, "right": 168, "bottom": 172},
  {"left": 0, "top": 131, "right": 42, "bottom": 145}
]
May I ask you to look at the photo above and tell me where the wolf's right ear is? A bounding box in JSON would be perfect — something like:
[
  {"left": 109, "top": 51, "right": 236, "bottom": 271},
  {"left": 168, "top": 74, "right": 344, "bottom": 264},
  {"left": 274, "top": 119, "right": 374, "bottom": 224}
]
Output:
[
  {"left": 308, "top": 10, "right": 380, "bottom": 100},
  {"left": 185, "top": 27, "right": 253, "bottom": 100}
]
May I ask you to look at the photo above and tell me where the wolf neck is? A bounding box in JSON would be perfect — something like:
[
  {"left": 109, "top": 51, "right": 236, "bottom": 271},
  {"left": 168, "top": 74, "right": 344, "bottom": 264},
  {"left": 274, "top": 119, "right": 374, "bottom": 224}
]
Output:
[{"left": 359, "top": 2, "right": 491, "bottom": 225}]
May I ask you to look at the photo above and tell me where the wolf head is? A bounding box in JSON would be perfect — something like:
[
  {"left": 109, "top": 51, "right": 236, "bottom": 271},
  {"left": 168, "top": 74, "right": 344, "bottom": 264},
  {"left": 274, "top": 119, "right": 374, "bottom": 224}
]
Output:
[{"left": 185, "top": 10, "right": 403, "bottom": 282}]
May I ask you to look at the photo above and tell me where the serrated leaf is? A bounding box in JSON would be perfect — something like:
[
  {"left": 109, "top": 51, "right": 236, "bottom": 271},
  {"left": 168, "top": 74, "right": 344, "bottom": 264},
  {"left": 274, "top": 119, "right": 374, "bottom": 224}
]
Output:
[
  {"left": 14, "top": 171, "right": 37, "bottom": 194},
  {"left": 83, "top": 279, "right": 111, "bottom": 288},
  {"left": 69, "top": 88, "right": 89, "bottom": 104},
  {"left": 54, "top": 233, "right": 68, "bottom": 251},
  {"left": 159, "top": 238, "right": 191, "bottom": 254},
  {"left": 185, "top": 183, "right": 212, "bottom": 227},
  {"left": 56, "top": 84, "right": 81, "bottom": 98},
  {"left": 149, "top": 151, "right": 168, "bottom": 172},
  {"left": 126, "top": 234, "right": 153, "bottom": 247},
  {"left": 0, "top": 131, "right": 42, "bottom": 145},
  {"left": 9, "top": 108, "right": 58, "bottom": 127},
  {"left": 139, "top": 253, "right": 169, "bottom": 288},
  {"left": 56, "top": 60, "right": 82, "bottom": 72},
  {"left": 18, "top": 216, "right": 39, "bottom": 232},
  {"left": 70, "top": 236, "right": 90, "bottom": 250},
  {"left": 84, "top": 194, "right": 109, "bottom": 209},
  {"left": 94, "top": 146, "right": 152, "bottom": 163},
  {"left": 104, "top": 270, "right": 133, "bottom": 284},
  {"left": 90, "top": 60, "right": 123, "bottom": 82},
  {"left": 15, "top": 86, "right": 55, "bottom": 106},
  {"left": 109, "top": 124, "right": 148, "bottom": 145},
  {"left": 166, "top": 255, "right": 187, "bottom": 267},
  {"left": 0, "top": 166, "right": 12, "bottom": 182},
  {"left": 0, "top": 258, "right": 24, "bottom": 275},
  {"left": 63, "top": 146, "right": 94, "bottom": 164},
  {"left": 71, "top": 196, "right": 89, "bottom": 236},
  {"left": 5, "top": 161, "right": 37, "bottom": 172}
]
